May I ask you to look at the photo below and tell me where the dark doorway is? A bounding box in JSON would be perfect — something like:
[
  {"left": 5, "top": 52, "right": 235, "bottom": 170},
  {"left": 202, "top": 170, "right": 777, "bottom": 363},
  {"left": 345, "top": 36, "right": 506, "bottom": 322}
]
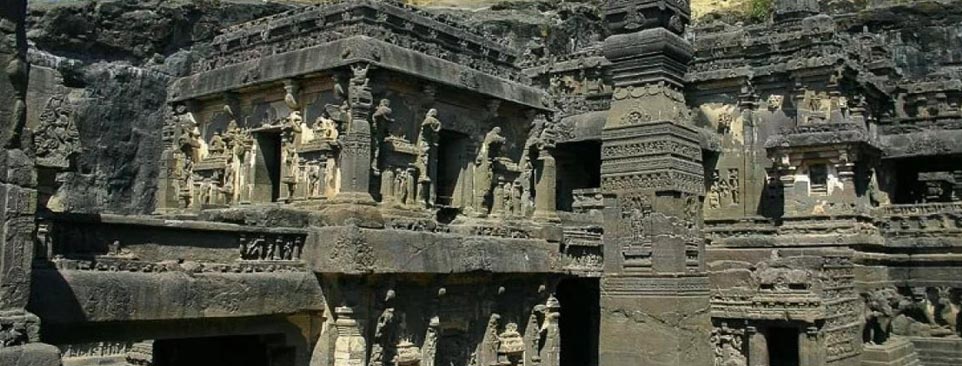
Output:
[
  {"left": 253, "top": 132, "right": 282, "bottom": 202},
  {"left": 767, "top": 327, "right": 800, "bottom": 366},
  {"left": 154, "top": 335, "right": 270, "bottom": 366},
  {"left": 556, "top": 278, "right": 600, "bottom": 366},
  {"left": 890, "top": 154, "right": 962, "bottom": 204},
  {"left": 436, "top": 130, "right": 470, "bottom": 207},
  {"left": 554, "top": 141, "right": 602, "bottom": 211}
]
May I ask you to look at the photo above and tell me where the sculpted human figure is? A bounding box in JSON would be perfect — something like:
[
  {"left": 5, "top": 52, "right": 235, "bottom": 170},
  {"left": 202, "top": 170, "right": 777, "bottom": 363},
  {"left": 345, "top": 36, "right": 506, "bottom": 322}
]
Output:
[
  {"left": 208, "top": 130, "right": 227, "bottom": 157},
  {"left": 417, "top": 109, "right": 442, "bottom": 207},
  {"left": 314, "top": 111, "right": 340, "bottom": 140},
  {"left": 473, "top": 127, "right": 505, "bottom": 215},
  {"left": 371, "top": 99, "right": 395, "bottom": 174}
]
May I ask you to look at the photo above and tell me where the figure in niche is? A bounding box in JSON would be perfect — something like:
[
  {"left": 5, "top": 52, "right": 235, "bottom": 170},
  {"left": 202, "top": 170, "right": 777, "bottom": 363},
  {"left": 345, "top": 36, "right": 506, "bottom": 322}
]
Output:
[
  {"left": 325, "top": 74, "right": 350, "bottom": 125},
  {"left": 518, "top": 160, "right": 535, "bottom": 217},
  {"left": 208, "top": 130, "right": 227, "bottom": 158},
  {"left": 708, "top": 182, "right": 721, "bottom": 210},
  {"left": 417, "top": 109, "right": 442, "bottom": 207},
  {"left": 370, "top": 290, "right": 399, "bottom": 366},
  {"left": 473, "top": 127, "right": 506, "bottom": 215},
  {"left": 380, "top": 168, "right": 395, "bottom": 203},
  {"left": 308, "top": 167, "right": 321, "bottom": 198},
  {"left": 717, "top": 113, "right": 733, "bottom": 135},
  {"left": 371, "top": 99, "right": 395, "bottom": 175},
  {"left": 286, "top": 110, "right": 304, "bottom": 134},
  {"left": 313, "top": 111, "right": 340, "bottom": 141},
  {"left": 283, "top": 135, "right": 299, "bottom": 200},
  {"left": 767, "top": 95, "right": 784, "bottom": 111},
  {"left": 728, "top": 169, "right": 740, "bottom": 205}
]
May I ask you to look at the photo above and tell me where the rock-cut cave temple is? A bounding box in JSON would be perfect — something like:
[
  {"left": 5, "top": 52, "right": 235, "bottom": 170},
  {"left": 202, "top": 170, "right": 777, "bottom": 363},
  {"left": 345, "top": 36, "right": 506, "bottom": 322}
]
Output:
[{"left": 2, "top": 0, "right": 962, "bottom": 366}]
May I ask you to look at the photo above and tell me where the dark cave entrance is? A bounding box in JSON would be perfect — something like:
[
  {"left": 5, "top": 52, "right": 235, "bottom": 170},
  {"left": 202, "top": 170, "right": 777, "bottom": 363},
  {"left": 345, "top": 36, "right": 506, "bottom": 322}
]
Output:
[
  {"left": 889, "top": 154, "right": 962, "bottom": 204},
  {"left": 253, "top": 131, "right": 283, "bottom": 203},
  {"left": 554, "top": 141, "right": 602, "bottom": 212},
  {"left": 766, "top": 327, "right": 800, "bottom": 366},
  {"left": 436, "top": 130, "right": 470, "bottom": 207},
  {"left": 154, "top": 335, "right": 288, "bottom": 366},
  {"left": 556, "top": 277, "right": 600, "bottom": 366}
]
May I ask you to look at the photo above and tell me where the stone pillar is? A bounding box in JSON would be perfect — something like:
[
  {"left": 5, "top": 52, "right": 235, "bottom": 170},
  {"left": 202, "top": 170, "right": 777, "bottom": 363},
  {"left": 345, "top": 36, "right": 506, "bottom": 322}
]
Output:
[
  {"left": 598, "top": 1, "right": 712, "bottom": 365},
  {"left": 333, "top": 64, "right": 375, "bottom": 205},
  {"left": 0, "top": 1, "right": 63, "bottom": 364},
  {"left": 747, "top": 326, "right": 769, "bottom": 366},
  {"left": 333, "top": 306, "right": 366, "bottom": 366},
  {"left": 533, "top": 148, "right": 560, "bottom": 222},
  {"left": 799, "top": 326, "right": 823, "bottom": 366}
]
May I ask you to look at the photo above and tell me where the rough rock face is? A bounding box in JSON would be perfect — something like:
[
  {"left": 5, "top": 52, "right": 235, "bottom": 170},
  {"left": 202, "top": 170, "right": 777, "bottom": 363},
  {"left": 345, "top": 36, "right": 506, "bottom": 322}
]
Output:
[{"left": 25, "top": 0, "right": 294, "bottom": 214}]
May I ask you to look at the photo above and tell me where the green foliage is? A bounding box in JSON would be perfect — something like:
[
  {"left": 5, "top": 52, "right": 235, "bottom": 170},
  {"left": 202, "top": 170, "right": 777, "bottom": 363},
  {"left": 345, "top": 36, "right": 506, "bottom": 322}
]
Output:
[{"left": 747, "top": 0, "right": 773, "bottom": 22}]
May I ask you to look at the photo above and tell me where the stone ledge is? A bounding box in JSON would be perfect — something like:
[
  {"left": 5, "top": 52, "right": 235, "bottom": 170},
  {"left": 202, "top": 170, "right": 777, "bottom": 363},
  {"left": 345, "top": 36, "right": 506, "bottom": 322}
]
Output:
[{"left": 29, "top": 269, "right": 324, "bottom": 324}]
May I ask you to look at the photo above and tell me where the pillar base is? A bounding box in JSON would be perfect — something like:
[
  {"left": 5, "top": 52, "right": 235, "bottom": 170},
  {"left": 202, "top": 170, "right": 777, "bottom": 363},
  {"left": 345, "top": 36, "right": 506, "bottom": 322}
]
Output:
[{"left": 599, "top": 274, "right": 712, "bottom": 366}]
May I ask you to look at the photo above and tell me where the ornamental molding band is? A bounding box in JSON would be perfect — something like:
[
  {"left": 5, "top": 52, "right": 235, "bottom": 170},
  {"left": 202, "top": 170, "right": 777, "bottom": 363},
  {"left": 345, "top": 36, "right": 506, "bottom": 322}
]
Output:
[{"left": 17, "top": 0, "right": 962, "bottom": 366}]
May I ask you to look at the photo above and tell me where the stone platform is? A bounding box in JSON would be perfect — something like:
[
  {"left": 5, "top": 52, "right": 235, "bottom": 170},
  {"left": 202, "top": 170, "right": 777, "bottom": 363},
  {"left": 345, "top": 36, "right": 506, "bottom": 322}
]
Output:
[
  {"left": 908, "top": 337, "right": 962, "bottom": 366},
  {"left": 862, "top": 338, "right": 921, "bottom": 366}
]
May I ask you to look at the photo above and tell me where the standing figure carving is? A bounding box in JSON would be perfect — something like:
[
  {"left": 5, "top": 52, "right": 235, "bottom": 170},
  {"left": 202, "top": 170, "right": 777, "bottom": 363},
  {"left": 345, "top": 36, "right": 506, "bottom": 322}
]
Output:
[
  {"left": 417, "top": 108, "right": 442, "bottom": 207},
  {"left": 371, "top": 290, "right": 399, "bottom": 366},
  {"left": 473, "top": 127, "right": 505, "bottom": 215},
  {"left": 371, "top": 99, "right": 395, "bottom": 175}
]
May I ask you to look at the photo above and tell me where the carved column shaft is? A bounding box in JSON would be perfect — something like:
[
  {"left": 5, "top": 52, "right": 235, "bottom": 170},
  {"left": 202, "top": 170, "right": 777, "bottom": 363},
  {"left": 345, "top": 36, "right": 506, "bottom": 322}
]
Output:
[
  {"left": 334, "top": 64, "right": 376, "bottom": 205},
  {"left": 598, "top": 1, "right": 712, "bottom": 365},
  {"left": 533, "top": 149, "right": 560, "bottom": 222},
  {"left": 747, "top": 326, "right": 768, "bottom": 366},
  {"left": 333, "top": 306, "right": 366, "bottom": 366}
]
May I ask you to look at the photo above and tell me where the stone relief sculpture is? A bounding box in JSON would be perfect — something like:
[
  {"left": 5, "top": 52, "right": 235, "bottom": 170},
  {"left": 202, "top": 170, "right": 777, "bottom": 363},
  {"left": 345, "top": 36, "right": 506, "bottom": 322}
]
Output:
[
  {"left": 372, "top": 98, "right": 395, "bottom": 175},
  {"left": 416, "top": 108, "right": 442, "bottom": 208},
  {"left": 471, "top": 127, "right": 506, "bottom": 216}
]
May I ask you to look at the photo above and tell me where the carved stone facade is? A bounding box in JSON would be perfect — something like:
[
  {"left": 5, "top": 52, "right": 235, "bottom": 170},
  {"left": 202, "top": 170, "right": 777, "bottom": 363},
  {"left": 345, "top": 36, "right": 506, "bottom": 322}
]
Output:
[{"left": 16, "top": 1, "right": 962, "bottom": 366}]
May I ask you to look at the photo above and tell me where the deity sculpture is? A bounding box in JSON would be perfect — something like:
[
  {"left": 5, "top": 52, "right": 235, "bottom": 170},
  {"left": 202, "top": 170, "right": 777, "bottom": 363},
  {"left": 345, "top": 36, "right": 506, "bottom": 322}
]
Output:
[
  {"left": 208, "top": 130, "right": 227, "bottom": 158},
  {"left": 473, "top": 127, "right": 506, "bottom": 215},
  {"left": 313, "top": 111, "right": 340, "bottom": 140},
  {"left": 371, "top": 99, "right": 395, "bottom": 175},
  {"left": 417, "top": 108, "right": 442, "bottom": 207}
]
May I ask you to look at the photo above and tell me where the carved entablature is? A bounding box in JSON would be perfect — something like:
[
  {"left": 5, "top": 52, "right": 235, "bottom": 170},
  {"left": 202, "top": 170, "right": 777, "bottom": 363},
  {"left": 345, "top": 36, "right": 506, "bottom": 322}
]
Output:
[
  {"left": 604, "top": 0, "right": 691, "bottom": 35},
  {"left": 524, "top": 47, "right": 612, "bottom": 118},
  {"left": 195, "top": 0, "right": 521, "bottom": 83}
]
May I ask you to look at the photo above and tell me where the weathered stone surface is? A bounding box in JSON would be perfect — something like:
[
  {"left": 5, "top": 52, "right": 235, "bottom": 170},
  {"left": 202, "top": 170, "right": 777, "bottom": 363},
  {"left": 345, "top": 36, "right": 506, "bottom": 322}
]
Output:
[{"left": 15, "top": 0, "right": 962, "bottom": 366}]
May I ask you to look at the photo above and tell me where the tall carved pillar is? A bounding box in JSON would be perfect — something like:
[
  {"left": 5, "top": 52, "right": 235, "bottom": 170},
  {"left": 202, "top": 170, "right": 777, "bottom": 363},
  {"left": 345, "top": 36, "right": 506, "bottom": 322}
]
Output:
[
  {"left": 799, "top": 326, "right": 823, "bottom": 366},
  {"left": 333, "top": 64, "right": 376, "bottom": 205},
  {"left": 0, "top": 1, "right": 62, "bottom": 364},
  {"left": 598, "top": 1, "right": 712, "bottom": 365}
]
